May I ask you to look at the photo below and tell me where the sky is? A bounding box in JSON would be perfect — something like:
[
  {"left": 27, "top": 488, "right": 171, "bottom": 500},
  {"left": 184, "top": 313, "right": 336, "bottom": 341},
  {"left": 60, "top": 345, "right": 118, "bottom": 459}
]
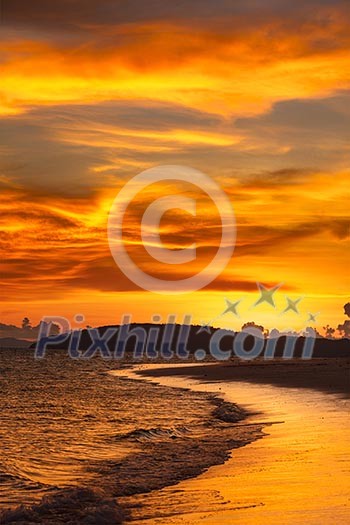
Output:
[{"left": 0, "top": 0, "right": 349, "bottom": 333}]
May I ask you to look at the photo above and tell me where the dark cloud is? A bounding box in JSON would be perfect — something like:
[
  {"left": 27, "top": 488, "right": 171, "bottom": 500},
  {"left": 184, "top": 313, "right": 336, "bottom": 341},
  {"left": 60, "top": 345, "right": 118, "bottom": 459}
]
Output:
[
  {"left": 22, "top": 100, "right": 220, "bottom": 132},
  {"left": 1, "top": 246, "right": 258, "bottom": 294},
  {"left": 233, "top": 92, "right": 350, "bottom": 171},
  {"left": 234, "top": 218, "right": 350, "bottom": 256},
  {"left": 233, "top": 168, "right": 318, "bottom": 188},
  {"left": 237, "top": 95, "right": 350, "bottom": 132},
  {"left": 235, "top": 93, "right": 350, "bottom": 141},
  {"left": 0, "top": 209, "right": 79, "bottom": 229},
  {"left": 2, "top": 184, "right": 348, "bottom": 296},
  {"left": 4, "top": 0, "right": 348, "bottom": 31},
  {"left": 0, "top": 101, "right": 221, "bottom": 192},
  {"left": 0, "top": 117, "right": 102, "bottom": 191},
  {"left": 1, "top": 92, "right": 349, "bottom": 195}
]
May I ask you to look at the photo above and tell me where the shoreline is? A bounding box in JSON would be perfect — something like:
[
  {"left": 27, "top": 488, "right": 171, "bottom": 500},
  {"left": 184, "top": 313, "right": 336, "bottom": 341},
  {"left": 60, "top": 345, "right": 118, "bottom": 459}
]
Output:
[
  {"left": 132, "top": 357, "right": 350, "bottom": 397},
  {"left": 111, "top": 365, "right": 271, "bottom": 523},
  {"left": 0, "top": 357, "right": 265, "bottom": 525},
  {"left": 1, "top": 357, "right": 348, "bottom": 523},
  {"left": 115, "top": 359, "right": 349, "bottom": 523},
  {"left": 110, "top": 366, "right": 267, "bottom": 518}
]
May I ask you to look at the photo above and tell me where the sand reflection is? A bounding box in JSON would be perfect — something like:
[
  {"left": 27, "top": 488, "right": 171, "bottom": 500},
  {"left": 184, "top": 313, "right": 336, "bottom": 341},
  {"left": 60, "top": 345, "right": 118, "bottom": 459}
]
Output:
[{"left": 117, "top": 365, "right": 350, "bottom": 524}]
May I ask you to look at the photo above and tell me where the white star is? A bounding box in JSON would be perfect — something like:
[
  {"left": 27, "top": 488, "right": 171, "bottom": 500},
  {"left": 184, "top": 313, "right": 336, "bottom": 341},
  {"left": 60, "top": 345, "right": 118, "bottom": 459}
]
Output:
[
  {"left": 196, "top": 322, "right": 212, "bottom": 334},
  {"left": 253, "top": 282, "right": 283, "bottom": 308},
  {"left": 282, "top": 296, "right": 302, "bottom": 314},
  {"left": 307, "top": 312, "right": 320, "bottom": 323},
  {"left": 222, "top": 298, "right": 242, "bottom": 317}
]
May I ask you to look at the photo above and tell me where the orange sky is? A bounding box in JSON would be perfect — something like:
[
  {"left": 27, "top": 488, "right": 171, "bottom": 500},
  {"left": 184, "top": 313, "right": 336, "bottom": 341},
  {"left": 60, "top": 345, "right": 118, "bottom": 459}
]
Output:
[{"left": 0, "top": 1, "right": 349, "bottom": 333}]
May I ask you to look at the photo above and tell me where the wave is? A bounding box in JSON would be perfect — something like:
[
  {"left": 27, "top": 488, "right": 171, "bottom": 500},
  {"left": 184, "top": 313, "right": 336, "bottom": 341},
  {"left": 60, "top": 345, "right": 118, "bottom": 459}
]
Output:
[
  {"left": 0, "top": 354, "right": 265, "bottom": 523},
  {"left": 0, "top": 487, "right": 126, "bottom": 525},
  {"left": 211, "top": 399, "right": 247, "bottom": 423},
  {"left": 0, "top": 462, "right": 48, "bottom": 492},
  {"left": 114, "top": 425, "right": 190, "bottom": 442}
]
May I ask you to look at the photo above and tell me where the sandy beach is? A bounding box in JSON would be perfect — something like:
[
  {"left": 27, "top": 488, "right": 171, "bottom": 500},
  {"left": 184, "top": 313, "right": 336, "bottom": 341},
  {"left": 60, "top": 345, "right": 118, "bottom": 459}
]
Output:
[
  {"left": 114, "top": 359, "right": 350, "bottom": 523},
  {"left": 134, "top": 358, "right": 350, "bottom": 396}
]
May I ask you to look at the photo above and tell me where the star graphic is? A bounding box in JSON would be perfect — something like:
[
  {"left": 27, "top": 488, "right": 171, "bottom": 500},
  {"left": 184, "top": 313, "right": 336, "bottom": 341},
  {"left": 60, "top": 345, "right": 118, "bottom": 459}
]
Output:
[
  {"left": 307, "top": 312, "right": 320, "bottom": 323},
  {"left": 253, "top": 282, "right": 283, "bottom": 308},
  {"left": 282, "top": 296, "right": 302, "bottom": 314},
  {"left": 196, "top": 322, "right": 212, "bottom": 334},
  {"left": 222, "top": 298, "right": 242, "bottom": 317}
]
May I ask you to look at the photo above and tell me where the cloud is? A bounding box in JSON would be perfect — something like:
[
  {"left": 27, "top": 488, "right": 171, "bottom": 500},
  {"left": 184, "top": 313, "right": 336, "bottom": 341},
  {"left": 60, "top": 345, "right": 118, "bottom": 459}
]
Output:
[
  {"left": 236, "top": 93, "right": 350, "bottom": 137},
  {"left": 5, "top": 1, "right": 349, "bottom": 32},
  {"left": 234, "top": 92, "right": 350, "bottom": 170},
  {"left": 0, "top": 1, "right": 349, "bottom": 324},
  {"left": 1, "top": 168, "right": 348, "bottom": 301},
  {"left": 1, "top": 1, "right": 350, "bottom": 116},
  {"left": 2, "top": 93, "right": 350, "bottom": 197},
  {"left": 231, "top": 168, "right": 317, "bottom": 188},
  {"left": 235, "top": 218, "right": 350, "bottom": 256},
  {"left": 0, "top": 101, "right": 228, "bottom": 191}
]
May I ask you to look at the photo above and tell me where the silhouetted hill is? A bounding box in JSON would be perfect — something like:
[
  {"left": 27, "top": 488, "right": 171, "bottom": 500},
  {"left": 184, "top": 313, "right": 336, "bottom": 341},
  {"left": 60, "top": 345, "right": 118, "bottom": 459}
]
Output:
[{"left": 29, "top": 324, "right": 349, "bottom": 359}]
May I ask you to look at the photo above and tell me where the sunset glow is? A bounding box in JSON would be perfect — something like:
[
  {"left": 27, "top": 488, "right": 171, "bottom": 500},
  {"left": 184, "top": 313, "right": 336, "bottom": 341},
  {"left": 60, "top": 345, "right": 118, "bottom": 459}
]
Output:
[{"left": 1, "top": 1, "right": 349, "bottom": 332}]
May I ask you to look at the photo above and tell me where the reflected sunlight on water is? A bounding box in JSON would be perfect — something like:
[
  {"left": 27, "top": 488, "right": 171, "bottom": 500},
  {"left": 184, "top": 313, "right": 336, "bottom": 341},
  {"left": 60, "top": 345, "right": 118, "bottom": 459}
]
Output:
[{"left": 119, "top": 365, "right": 350, "bottom": 524}]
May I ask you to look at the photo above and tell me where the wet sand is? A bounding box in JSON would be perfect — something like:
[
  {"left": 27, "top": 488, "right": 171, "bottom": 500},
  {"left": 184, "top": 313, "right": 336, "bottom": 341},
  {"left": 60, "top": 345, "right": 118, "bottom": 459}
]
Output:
[
  {"left": 136, "top": 359, "right": 350, "bottom": 396},
  {"left": 116, "top": 360, "right": 350, "bottom": 524}
]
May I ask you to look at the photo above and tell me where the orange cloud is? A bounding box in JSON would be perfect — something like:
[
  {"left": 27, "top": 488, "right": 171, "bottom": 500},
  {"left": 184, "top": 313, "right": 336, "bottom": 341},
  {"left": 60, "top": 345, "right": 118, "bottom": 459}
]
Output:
[
  {"left": 1, "top": 171, "right": 348, "bottom": 306},
  {"left": 1, "top": 12, "right": 350, "bottom": 116},
  {"left": 1, "top": 2, "right": 349, "bottom": 329}
]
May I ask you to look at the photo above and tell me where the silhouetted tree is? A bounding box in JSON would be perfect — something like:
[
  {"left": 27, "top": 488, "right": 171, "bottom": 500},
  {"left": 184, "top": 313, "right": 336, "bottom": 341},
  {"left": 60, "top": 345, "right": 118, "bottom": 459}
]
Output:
[
  {"left": 344, "top": 303, "right": 350, "bottom": 318},
  {"left": 22, "top": 317, "right": 31, "bottom": 330},
  {"left": 241, "top": 321, "right": 268, "bottom": 337},
  {"left": 51, "top": 323, "right": 60, "bottom": 335},
  {"left": 323, "top": 325, "right": 335, "bottom": 339},
  {"left": 337, "top": 320, "right": 350, "bottom": 338}
]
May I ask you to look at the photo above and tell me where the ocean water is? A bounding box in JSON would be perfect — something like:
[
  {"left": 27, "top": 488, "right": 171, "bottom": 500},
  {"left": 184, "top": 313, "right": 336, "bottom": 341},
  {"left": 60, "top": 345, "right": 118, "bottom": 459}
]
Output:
[
  {"left": 125, "top": 365, "right": 350, "bottom": 524},
  {"left": 0, "top": 349, "right": 262, "bottom": 523}
]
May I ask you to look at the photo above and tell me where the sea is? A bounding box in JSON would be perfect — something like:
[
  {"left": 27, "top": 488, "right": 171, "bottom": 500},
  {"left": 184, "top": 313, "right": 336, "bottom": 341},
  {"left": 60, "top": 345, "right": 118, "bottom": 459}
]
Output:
[{"left": 0, "top": 349, "right": 261, "bottom": 524}]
